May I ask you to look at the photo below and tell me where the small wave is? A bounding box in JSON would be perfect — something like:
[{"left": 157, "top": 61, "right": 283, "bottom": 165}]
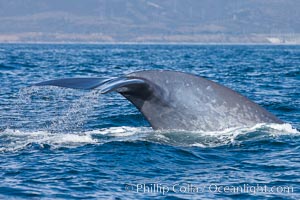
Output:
[
  {"left": 0, "top": 129, "right": 97, "bottom": 152},
  {"left": 186, "top": 123, "right": 299, "bottom": 147},
  {"left": 0, "top": 123, "right": 298, "bottom": 152}
]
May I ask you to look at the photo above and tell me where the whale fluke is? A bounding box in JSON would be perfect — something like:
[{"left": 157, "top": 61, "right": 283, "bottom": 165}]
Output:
[
  {"left": 34, "top": 70, "right": 283, "bottom": 131},
  {"left": 34, "top": 78, "right": 110, "bottom": 89}
]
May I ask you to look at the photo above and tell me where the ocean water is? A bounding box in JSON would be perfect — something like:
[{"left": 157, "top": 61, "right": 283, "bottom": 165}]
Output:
[{"left": 0, "top": 44, "right": 299, "bottom": 199}]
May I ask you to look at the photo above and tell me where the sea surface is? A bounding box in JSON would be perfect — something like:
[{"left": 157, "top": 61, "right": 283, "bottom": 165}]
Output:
[{"left": 0, "top": 44, "right": 299, "bottom": 199}]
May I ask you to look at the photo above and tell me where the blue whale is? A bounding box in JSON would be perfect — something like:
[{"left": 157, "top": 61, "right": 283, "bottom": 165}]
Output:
[{"left": 35, "top": 70, "right": 283, "bottom": 131}]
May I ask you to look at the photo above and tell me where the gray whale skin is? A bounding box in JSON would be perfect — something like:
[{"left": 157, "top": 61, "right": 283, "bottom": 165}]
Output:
[{"left": 35, "top": 70, "right": 283, "bottom": 131}]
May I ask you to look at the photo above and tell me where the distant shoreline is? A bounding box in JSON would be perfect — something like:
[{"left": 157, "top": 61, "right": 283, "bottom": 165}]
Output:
[{"left": 1, "top": 32, "right": 299, "bottom": 45}]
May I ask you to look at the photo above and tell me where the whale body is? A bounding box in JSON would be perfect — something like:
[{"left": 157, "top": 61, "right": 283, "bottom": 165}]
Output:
[{"left": 35, "top": 70, "right": 283, "bottom": 131}]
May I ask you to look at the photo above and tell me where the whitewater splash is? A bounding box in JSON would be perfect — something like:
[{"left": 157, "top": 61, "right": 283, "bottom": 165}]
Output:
[{"left": 0, "top": 124, "right": 298, "bottom": 152}]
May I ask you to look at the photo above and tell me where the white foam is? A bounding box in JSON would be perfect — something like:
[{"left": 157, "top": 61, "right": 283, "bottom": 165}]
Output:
[
  {"left": 190, "top": 123, "right": 298, "bottom": 137},
  {"left": 264, "top": 123, "right": 299, "bottom": 134},
  {"left": 88, "top": 126, "right": 151, "bottom": 137},
  {"left": 0, "top": 129, "right": 97, "bottom": 152},
  {"left": 150, "top": 123, "right": 299, "bottom": 147},
  {"left": 0, "top": 123, "right": 298, "bottom": 152}
]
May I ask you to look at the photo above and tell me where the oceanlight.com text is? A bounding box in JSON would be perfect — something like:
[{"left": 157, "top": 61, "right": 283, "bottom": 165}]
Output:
[{"left": 124, "top": 183, "right": 294, "bottom": 195}]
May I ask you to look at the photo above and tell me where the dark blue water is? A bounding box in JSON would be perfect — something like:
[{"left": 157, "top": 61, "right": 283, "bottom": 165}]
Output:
[{"left": 0, "top": 44, "right": 299, "bottom": 199}]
